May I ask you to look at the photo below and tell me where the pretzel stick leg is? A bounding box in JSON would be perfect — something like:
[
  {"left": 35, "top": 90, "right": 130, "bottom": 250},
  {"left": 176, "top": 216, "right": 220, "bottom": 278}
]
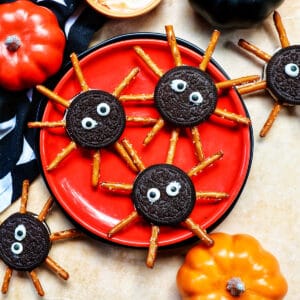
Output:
[
  {"left": 45, "top": 256, "right": 69, "bottom": 280},
  {"left": 146, "top": 225, "right": 160, "bottom": 268},
  {"left": 190, "top": 126, "right": 205, "bottom": 162},
  {"left": 108, "top": 211, "right": 139, "bottom": 238},
  {"left": 165, "top": 25, "right": 182, "bottom": 66},
  {"left": 166, "top": 128, "right": 180, "bottom": 164},
  {"left": 29, "top": 270, "right": 44, "bottom": 297},
  {"left": 1, "top": 267, "right": 12, "bottom": 294},
  {"left": 38, "top": 196, "right": 54, "bottom": 222},
  {"left": 119, "top": 94, "right": 154, "bottom": 102},
  {"left": 36, "top": 85, "right": 70, "bottom": 108},
  {"left": 27, "top": 121, "right": 66, "bottom": 128},
  {"left": 273, "top": 11, "right": 290, "bottom": 48},
  {"left": 50, "top": 229, "right": 83, "bottom": 242},
  {"left": 213, "top": 108, "right": 251, "bottom": 125},
  {"left": 143, "top": 118, "right": 165, "bottom": 145},
  {"left": 260, "top": 103, "right": 281, "bottom": 137},
  {"left": 113, "top": 67, "right": 140, "bottom": 98},
  {"left": 101, "top": 182, "right": 133, "bottom": 193},
  {"left": 113, "top": 141, "right": 138, "bottom": 173},
  {"left": 237, "top": 80, "right": 267, "bottom": 95},
  {"left": 20, "top": 179, "right": 29, "bottom": 214},
  {"left": 184, "top": 218, "right": 214, "bottom": 246},
  {"left": 215, "top": 75, "right": 260, "bottom": 90},
  {"left": 92, "top": 150, "right": 101, "bottom": 187},
  {"left": 121, "top": 138, "right": 146, "bottom": 172},
  {"left": 47, "top": 141, "right": 77, "bottom": 171},
  {"left": 200, "top": 30, "right": 220, "bottom": 72},
  {"left": 126, "top": 116, "right": 158, "bottom": 125},
  {"left": 134, "top": 46, "right": 164, "bottom": 78},
  {"left": 238, "top": 39, "right": 272, "bottom": 62},
  {"left": 188, "top": 151, "right": 223, "bottom": 177},
  {"left": 196, "top": 191, "right": 229, "bottom": 201},
  {"left": 70, "top": 52, "right": 89, "bottom": 92}
]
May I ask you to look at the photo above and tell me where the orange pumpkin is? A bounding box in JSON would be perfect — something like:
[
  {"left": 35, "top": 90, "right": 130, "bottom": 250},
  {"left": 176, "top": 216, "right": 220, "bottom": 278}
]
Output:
[{"left": 176, "top": 232, "right": 288, "bottom": 299}]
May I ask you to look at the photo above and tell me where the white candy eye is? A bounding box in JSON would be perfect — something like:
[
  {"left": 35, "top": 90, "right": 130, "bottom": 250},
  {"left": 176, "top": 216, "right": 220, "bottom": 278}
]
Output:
[
  {"left": 166, "top": 181, "right": 181, "bottom": 196},
  {"left": 14, "top": 224, "right": 26, "bottom": 241},
  {"left": 147, "top": 188, "right": 161, "bottom": 204},
  {"left": 97, "top": 102, "right": 110, "bottom": 116},
  {"left": 170, "top": 79, "right": 187, "bottom": 92},
  {"left": 11, "top": 242, "right": 23, "bottom": 255},
  {"left": 285, "top": 63, "right": 299, "bottom": 77},
  {"left": 189, "top": 92, "right": 203, "bottom": 105},
  {"left": 81, "top": 117, "right": 97, "bottom": 130}
]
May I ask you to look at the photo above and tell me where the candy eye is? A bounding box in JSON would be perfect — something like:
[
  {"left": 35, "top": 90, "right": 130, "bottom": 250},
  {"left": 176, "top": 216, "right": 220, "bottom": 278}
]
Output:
[
  {"left": 11, "top": 242, "right": 23, "bottom": 255},
  {"left": 166, "top": 181, "right": 181, "bottom": 197},
  {"left": 285, "top": 63, "right": 299, "bottom": 77},
  {"left": 189, "top": 91, "right": 203, "bottom": 105},
  {"left": 81, "top": 117, "right": 97, "bottom": 130},
  {"left": 147, "top": 188, "right": 161, "bottom": 204},
  {"left": 170, "top": 79, "right": 187, "bottom": 92},
  {"left": 14, "top": 224, "right": 26, "bottom": 241},
  {"left": 97, "top": 102, "right": 111, "bottom": 116}
]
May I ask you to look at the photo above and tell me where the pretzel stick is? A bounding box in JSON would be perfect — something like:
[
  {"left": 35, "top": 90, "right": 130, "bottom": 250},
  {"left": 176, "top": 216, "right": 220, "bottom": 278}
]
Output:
[
  {"left": 143, "top": 118, "right": 165, "bottom": 145},
  {"left": 28, "top": 120, "right": 66, "bottom": 128},
  {"left": 190, "top": 126, "right": 204, "bottom": 162},
  {"left": 1, "top": 267, "right": 12, "bottom": 294},
  {"left": 273, "top": 11, "right": 290, "bottom": 48},
  {"left": 237, "top": 80, "right": 267, "bottom": 95},
  {"left": 108, "top": 211, "right": 139, "bottom": 238},
  {"left": 200, "top": 30, "right": 220, "bottom": 72},
  {"left": 165, "top": 25, "right": 182, "bottom": 66},
  {"left": 134, "top": 46, "right": 164, "bottom": 78},
  {"left": 29, "top": 270, "right": 44, "bottom": 296},
  {"left": 188, "top": 151, "right": 223, "bottom": 177},
  {"left": 196, "top": 191, "right": 229, "bottom": 200},
  {"left": 121, "top": 138, "right": 145, "bottom": 172},
  {"left": 92, "top": 150, "right": 101, "bottom": 187},
  {"left": 36, "top": 85, "right": 70, "bottom": 108},
  {"left": 45, "top": 256, "right": 69, "bottom": 280},
  {"left": 20, "top": 179, "right": 29, "bottom": 214},
  {"left": 50, "top": 229, "right": 83, "bottom": 242},
  {"left": 38, "top": 196, "right": 54, "bottom": 222},
  {"left": 215, "top": 75, "right": 260, "bottom": 90},
  {"left": 214, "top": 108, "right": 251, "bottom": 125},
  {"left": 184, "top": 218, "right": 214, "bottom": 246},
  {"left": 113, "top": 141, "right": 138, "bottom": 173},
  {"left": 126, "top": 116, "right": 158, "bottom": 125},
  {"left": 112, "top": 67, "right": 140, "bottom": 98},
  {"left": 101, "top": 182, "right": 133, "bottom": 193},
  {"left": 238, "top": 39, "right": 272, "bottom": 62},
  {"left": 47, "top": 141, "right": 77, "bottom": 171},
  {"left": 146, "top": 225, "right": 160, "bottom": 268},
  {"left": 166, "top": 128, "right": 180, "bottom": 164},
  {"left": 119, "top": 94, "right": 154, "bottom": 102},
  {"left": 70, "top": 52, "right": 89, "bottom": 92},
  {"left": 260, "top": 102, "right": 282, "bottom": 137}
]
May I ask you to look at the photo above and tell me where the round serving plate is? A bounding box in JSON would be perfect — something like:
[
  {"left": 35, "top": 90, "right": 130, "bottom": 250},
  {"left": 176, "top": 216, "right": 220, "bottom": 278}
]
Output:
[{"left": 35, "top": 32, "right": 253, "bottom": 247}]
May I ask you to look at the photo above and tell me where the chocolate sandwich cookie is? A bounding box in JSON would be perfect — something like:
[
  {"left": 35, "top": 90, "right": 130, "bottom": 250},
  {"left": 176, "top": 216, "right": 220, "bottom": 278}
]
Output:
[
  {"left": 154, "top": 66, "right": 218, "bottom": 127},
  {"left": 66, "top": 89, "right": 126, "bottom": 149},
  {"left": 266, "top": 45, "right": 300, "bottom": 105},
  {"left": 132, "top": 164, "right": 196, "bottom": 226},
  {"left": 0, "top": 212, "right": 51, "bottom": 271}
]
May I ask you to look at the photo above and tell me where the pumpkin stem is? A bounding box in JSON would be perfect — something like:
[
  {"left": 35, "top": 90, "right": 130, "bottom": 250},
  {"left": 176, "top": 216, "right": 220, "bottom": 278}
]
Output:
[
  {"left": 226, "top": 277, "right": 245, "bottom": 297},
  {"left": 5, "top": 35, "right": 21, "bottom": 52}
]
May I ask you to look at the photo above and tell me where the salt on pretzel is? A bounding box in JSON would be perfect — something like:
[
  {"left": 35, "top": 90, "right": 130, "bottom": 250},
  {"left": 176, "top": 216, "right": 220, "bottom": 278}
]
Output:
[{"left": 165, "top": 25, "right": 182, "bottom": 67}]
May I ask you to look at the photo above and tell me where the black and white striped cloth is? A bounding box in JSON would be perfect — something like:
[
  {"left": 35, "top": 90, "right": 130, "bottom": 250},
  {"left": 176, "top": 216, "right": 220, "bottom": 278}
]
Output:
[{"left": 0, "top": 0, "right": 106, "bottom": 211}]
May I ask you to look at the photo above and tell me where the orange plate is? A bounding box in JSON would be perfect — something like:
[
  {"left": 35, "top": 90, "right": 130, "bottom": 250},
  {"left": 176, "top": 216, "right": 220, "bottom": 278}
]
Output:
[{"left": 36, "top": 33, "right": 253, "bottom": 247}]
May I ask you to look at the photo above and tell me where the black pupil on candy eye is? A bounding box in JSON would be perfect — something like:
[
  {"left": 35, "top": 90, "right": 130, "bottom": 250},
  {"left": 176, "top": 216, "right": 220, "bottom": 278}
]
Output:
[
  {"left": 291, "top": 65, "right": 297, "bottom": 72},
  {"left": 13, "top": 244, "right": 20, "bottom": 250},
  {"left": 177, "top": 83, "right": 184, "bottom": 90},
  {"left": 86, "top": 121, "right": 93, "bottom": 128},
  {"left": 149, "top": 191, "right": 156, "bottom": 198},
  {"left": 191, "top": 94, "right": 198, "bottom": 101},
  {"left": 17, "top": 230, "right": 23, "bottom": 237}
]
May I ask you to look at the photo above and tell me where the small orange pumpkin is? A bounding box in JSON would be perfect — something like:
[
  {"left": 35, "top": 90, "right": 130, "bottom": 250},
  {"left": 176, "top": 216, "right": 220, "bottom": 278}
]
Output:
[{"left": 176, "top": 232, "right": 288, "bottom": 299}]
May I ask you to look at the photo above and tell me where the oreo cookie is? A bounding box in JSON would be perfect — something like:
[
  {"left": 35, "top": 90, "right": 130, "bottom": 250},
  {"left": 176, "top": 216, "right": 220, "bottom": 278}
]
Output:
[
  {"left": 0, "top": 212, "right": 51, "bottom": 271},
  {"left": 266, "top": 45, "right": 300, "bottom": 105},
  {"left": 66, "top": 89, "right": 126, "bottom": 149},
  {"left": 132, "top": 164, "right": 196, "bottom": 226},
  {"left": 154, "top": 66, "right": 218, "bottom": 127}
]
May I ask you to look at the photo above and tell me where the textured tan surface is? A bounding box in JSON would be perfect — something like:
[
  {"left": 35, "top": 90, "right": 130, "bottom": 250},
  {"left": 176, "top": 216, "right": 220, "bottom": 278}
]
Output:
[{"left": 1, "top": 0, "right": 299, "bottom": 299}]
